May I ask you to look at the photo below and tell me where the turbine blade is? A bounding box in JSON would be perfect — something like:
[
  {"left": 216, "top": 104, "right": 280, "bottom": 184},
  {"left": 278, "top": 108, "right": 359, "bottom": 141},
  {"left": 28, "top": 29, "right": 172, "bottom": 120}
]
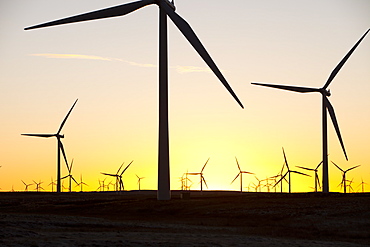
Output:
[
  {"left": 251, "top": 82, "right": 319, "bottom": 93},
  {"left": 121, "top": 160, "right": 133, "bottom": 175},
  {"left": 235, "top": 157, "right": 241, "bottom": 172},
  {"left": 242, "top": 171, "right": 254, "bottom": 175},
  {"left": 230, "top": 173, "right": 240, "bottom": 184},
  {"left": 69, "top": 159, "right": 74, "bottom": 173},
  {"left": 346, "top": 165, "right": 361, "bottom": 172},
  {"left": 296, "top": 166, "right": 315, "bottom": 171},
  {"left": 282, "top": 147, "right": 289, "bottom": 170},
  {"left": 323, "top": 29, "right": 370, "bottom": 89},
  {"left": 61, "top": 175, "right": 68, "bottom": 180},
  {"left": 316, "top": 173, "right": 321, "bottom": 189},
  {"left": 101, "top": 172, "right": 117, "bottom": 177},
  {"left": 57, "top": 99, "right": 78, "bottom": 134},
  {"left": 315, "top": 161, "right": 323, "bottom": 170},
  {"left": 25, "top": 0, "right": 156, "bottom": 30},
  {"left": 331, "top": 161, "right": 344, "bottom": 172},
  {"left": 202, "top": 176, "right": 208, "bottom": 189},
  {"left": 201, "top": 158, "right": 210, "bottom": 172},
  {"left": 59, "top": 139, "right": 69, "bottom": 171},
  {"left": 21, "top": 134, "right": 55, "bottom": 138},
  {"left": 291, "top": 171, "right": 311, "bottom": 177},
  {"left": 71, "top": 176, "right": 79, "bottom": 185},
  {"left": 324, "top": 97, "right": 348, "bottom": 160},
  {"left": 274, "top": 172, "right": 287, "bottom": 187},
  {"left": 117, "top": 162, "right": 125, "bottom": 175},
  {"left": 161, "top": 3, "right": 244, "bottom": 109}
]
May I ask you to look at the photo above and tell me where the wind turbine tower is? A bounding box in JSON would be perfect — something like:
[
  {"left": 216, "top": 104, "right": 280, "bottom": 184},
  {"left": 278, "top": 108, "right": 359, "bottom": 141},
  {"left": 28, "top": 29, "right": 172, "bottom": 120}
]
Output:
[
  {"left": 24, "top": 0, "right": 243, "bottom": 200},
  {"left": 22, "top": 99, "right": 78, "bottom": 193},
  {"left": 252, "top": 29, "right": 369, "bottom": 193}
]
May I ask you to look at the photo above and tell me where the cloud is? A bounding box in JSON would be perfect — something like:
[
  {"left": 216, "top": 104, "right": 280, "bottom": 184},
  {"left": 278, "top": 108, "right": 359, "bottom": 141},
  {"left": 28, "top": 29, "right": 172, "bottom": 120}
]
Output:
[
  {"left": 174, "top": 65, "right": 212, "bottom": 74},
  {"left": 29, "top": 53, "right": 220, "bottom": 74},
  {"left": 30, "top": 53, "right": 112, "bottom": 61}
]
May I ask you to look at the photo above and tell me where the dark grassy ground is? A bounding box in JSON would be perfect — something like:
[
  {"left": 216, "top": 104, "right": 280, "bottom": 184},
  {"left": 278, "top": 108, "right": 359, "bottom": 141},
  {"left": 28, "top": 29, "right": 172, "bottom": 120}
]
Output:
[{"left": 0, "top": 191, "right": 369, "bottom": 246}]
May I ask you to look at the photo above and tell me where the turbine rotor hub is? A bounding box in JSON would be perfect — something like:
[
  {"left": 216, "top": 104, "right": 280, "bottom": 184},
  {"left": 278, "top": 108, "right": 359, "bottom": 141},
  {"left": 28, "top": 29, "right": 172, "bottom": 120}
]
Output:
[
  {"left": 321, "top": 88, "right": 331, "bottom": 97},
  {"left": 161, "top": 0, "right": 176, "bottom": 11}
]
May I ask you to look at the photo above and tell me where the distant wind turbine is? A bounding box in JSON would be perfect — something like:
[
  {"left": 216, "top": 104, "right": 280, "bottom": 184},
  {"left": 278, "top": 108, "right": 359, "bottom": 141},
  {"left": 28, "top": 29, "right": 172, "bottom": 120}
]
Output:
[
  {"left": 274, "top": 148, "right": 310, "bottom": 193},
  {"left": 101, "top": 160, "right": 133, "bottom": 191},
  {"left": 186, "top": 158, "right": 210, "bottom": 192},
  {"left": 136, "top": 175, "right": 145, "bottom": 190},
  {"left": 33, "top": 180, "right": 44, "bottom": 192},
  {"left": 21, "top": 180, "right": 33, "bottom": 192},
  {"left": 331, "top": 161, "right": 360, "bottom": 194},
  {"left": 357, "top": 178, "right": 367, "bottom": 193},
  {"left": 61, "top": 159, "right": 79, "bottom": 192},
  {"left": 76, "top": 174, "right": 89, "bottom": 192},
  {"left": 24, "top": 0, "right": 244, "bottom": 200},
  {"left": 22, "top": 99, "right": 78, "bottom": 193},
  {"left": 231, "top": 157, "right": 254, "bottom": 193},
  {"left": 252, "top": 29, "right": 370, "bottom": 193},
  {"left": 296, "top": 161, "right": 323, "bottom": 192},
  {"left": 48, "top": 177, "right": 57, "bottom": 192}
]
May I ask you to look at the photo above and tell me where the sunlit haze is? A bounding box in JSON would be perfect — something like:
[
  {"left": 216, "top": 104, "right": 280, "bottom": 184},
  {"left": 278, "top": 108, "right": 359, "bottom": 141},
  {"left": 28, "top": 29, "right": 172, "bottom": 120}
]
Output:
[{"left": 0, "top": 0, "right": 369, "bottom": 193}]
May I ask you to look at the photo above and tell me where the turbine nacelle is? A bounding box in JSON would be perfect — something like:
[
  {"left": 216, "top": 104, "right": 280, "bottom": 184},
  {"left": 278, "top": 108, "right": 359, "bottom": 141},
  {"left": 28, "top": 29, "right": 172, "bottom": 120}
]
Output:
[
  {"left": 321, "top": 88, "right": 331, "bottom": 97},
  {"left": 160, "top": 0, "right": 176, "bottom": 11}
]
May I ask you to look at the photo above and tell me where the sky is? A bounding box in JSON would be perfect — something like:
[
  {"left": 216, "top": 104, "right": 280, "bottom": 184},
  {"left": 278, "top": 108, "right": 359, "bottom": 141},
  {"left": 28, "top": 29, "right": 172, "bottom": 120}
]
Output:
[{"left": 0, "top": 0, "right": 369, "bottom": 193}]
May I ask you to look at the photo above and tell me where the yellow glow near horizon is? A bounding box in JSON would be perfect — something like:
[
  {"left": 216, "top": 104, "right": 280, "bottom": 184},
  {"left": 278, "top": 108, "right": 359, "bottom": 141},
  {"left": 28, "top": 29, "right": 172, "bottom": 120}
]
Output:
[{"left": 0, "top": 0, "right": 369, "bottom": 194}]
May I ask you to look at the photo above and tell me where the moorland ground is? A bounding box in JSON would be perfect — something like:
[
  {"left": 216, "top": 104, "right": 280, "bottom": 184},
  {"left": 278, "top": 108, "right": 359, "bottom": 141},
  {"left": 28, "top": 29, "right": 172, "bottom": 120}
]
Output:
[{"left": 0, "top": 191, "right": 369, "bottom": 246}]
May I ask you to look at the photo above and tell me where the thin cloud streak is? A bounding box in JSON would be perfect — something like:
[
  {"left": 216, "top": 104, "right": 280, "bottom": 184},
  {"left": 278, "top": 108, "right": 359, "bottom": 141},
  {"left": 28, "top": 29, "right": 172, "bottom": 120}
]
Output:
[{"left": 29, "top": 53, "right": 215, "bottom": 73}]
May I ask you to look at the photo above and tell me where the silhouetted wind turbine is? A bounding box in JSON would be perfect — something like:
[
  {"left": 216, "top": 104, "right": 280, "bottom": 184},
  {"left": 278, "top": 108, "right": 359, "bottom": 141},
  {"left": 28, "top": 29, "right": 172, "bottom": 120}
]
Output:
[
  {"left": 231, "top": 157, "right": 254, "bottom": 193},
  {"left": 101, "top": 162, "right": 124, "bottom": 191},
  {"left": 186, "top": 158, "right": 210, "bottom": 192},
  {"left": 76, "top": 174, "right": 89, "bottom": 192},
  {"left": 118, "top": 160, "right": 134, "bottom": 190},
  {"left": 22, "top": 99, "right": 78, "bottom": 193},
  {"left": 33, "top": 180, "right": 44, "bottom": 192},
  {"left": 275, "top": 148, "right": 310, "bottom": 193},
  {"left": 21, "top": 180, "right": 33, "bottom": 192},
  {"left": 357, "top": 178, "right": 367, "bottom": 193},
  {"left": 101, "top": 160, "right": 133, "bottom": 191},
  {"left": 252, "top": 29, "right": 369, "bottom": 193},
  {"left": 24, "top": 1, "right": 244, "bottom": 200},
  {"left": 331, "top": 161, "right": 360, "bottom": 194},
  {"left": 136, "top": 174, "right": 145, "bottom": 190},
  {"left": 296, "top": 161, "right": 323, "bottom": 192},
  {"left": 61, "top": 159, "right": 79, "bottom": 192},
  {"left": 48, "top": 177, "right": 57, "bottom": 192}
]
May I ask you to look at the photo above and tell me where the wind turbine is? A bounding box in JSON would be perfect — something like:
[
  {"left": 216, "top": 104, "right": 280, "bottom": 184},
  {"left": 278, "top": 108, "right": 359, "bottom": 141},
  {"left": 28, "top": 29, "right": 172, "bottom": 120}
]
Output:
[
  {"left": 275, "top": 148, "right": 310, "bottom": 193},
  {"left": 136, "top": 175, "right": 145, "bottom": 190},
  {"left": 357, "top": 178, "right": 367, "bottom": 193},
  {"left": 33, "top": 180, "right": 44, "bottom": 192},
  {"left": 275, "top": 162, "right": 288, "bottom": 193},
  {"left": 101, "top": 160, "right": 133, "bottom": 191},
  {"left": 252, "top": 29, "right": 370, "bottom": 193},
  {"left": 24, "top": 0, "right": 244, "bottom": 200},
  {"left": 179, "top": 171, "right": 192, "bottom": 191},
  {"left": 21, "top": 180, "right": 33, "bottom": 192},
  {"left": 101, "top": 162, "right": 124, "bottom": 191},
  {"left": 331, "top": 161, "right": 360, "bottom": 194},
  {"left": 49, "top": 177, "right": 57, "bottom": 192},
  {"left": 22, "top": 99, "right": 78, "bottom": 193},
  {"left": 186, "top": 158, "right": 210, "bottom": 192},
  {"left": 76, "top": 174, "right": 89, "bottom": 192},
  {"left": 296, "top": 161, "right": 323, "bottom": 192},
  {"left": 231, "top": 157, "right": 254, "bottom": 193},
  {"left": 61, "top": 159, "right": 79, "bottom": 192}
]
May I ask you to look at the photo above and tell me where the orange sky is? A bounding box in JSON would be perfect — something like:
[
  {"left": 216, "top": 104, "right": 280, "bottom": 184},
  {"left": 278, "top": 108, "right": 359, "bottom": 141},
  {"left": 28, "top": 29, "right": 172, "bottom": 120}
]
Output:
[{"left": 0, "top": 0, "right": 369, "bottom": 193}]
